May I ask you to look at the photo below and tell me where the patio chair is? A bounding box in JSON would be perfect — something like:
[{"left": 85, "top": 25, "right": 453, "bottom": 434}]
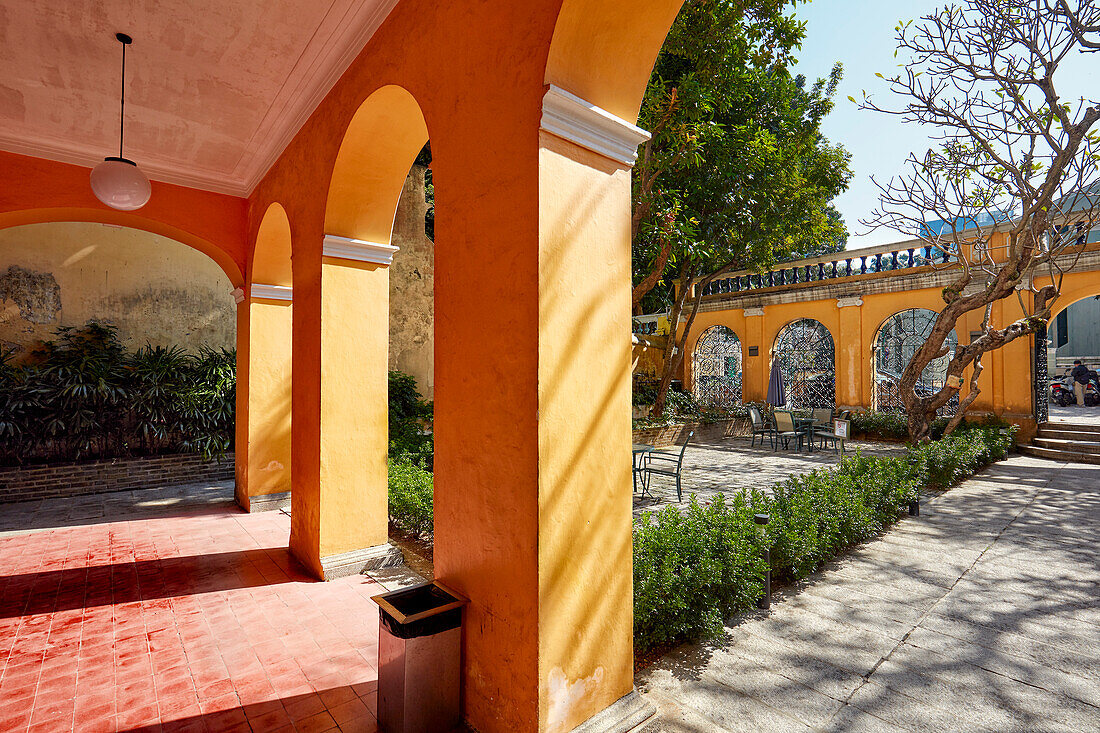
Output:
[
  {"left": 818, "top": 418, "right": 850, "bottom": 454},
  {"left": 811, "top": 407, "right": 835, "bottom": 438},
  {"left": 638, "top": 431, "right": 693, "bottom": 502},
  {"left": 748, "top": 405, "right": 777, "bottom": 449},
  {"left": 772, "top": 410, "right": 803, "bottom": 451}
]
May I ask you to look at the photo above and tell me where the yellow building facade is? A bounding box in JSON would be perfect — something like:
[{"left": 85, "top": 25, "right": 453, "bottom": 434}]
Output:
[{"left": 677, "top": 233, "right": 1100, "bottom": 441}]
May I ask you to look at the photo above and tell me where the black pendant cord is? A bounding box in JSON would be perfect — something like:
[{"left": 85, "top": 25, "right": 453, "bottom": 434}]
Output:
[{"left": 118, "top": 38, "right": 126, "bottom": 159}]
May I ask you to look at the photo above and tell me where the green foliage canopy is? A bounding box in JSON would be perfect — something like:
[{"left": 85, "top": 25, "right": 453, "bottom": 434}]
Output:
[{"left": 632, "top": 0, "right": 853, "bottom": 314}]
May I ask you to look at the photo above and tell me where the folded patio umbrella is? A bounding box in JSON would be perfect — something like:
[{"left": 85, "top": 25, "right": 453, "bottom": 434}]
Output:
[{"left": 767, "top": 360, "right": 786, "bottom": 407}]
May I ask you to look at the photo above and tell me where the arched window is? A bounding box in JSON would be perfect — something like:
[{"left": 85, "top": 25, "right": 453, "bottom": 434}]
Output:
[
  {"left": 693, "top": 326, "right": 742, "bottom": 407},
  {"left": 872, "top": 308, "right": 958, "bottom": 415},
  {"left": 773, "top": 319, "right": 835, "bottom": 409}
]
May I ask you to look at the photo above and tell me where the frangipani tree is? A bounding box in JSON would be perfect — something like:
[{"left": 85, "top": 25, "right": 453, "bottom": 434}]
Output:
[{"left": 860, "top": 0, "right": 1100, "bottom": 441}]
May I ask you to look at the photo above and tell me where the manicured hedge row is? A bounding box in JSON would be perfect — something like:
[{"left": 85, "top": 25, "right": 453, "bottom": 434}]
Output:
[{"left": 632, "top": 426, "right": 1014, "bottom": 654}]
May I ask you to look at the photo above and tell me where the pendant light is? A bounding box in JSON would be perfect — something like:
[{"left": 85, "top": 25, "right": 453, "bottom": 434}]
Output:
[{"left": 90, "top": 33, "right": 151, "bottom": 211}]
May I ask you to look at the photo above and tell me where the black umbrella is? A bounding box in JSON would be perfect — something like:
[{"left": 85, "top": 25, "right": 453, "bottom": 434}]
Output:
[{"left": 767, "top": 360, "right": 786, "bottom": 407}]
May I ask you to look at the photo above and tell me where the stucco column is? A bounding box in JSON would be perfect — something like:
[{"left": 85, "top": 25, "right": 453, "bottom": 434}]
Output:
[
  {"left": 432, "top": 85, "right": 651, "bottom": 733},
  {"left": 234, "top": 285, "right": 294, "bottom": 512},
  {"left": 742, "top": 307, "right": 765, "bottom": 402},
  {"left": 289, "top": 236, "right": 402, "bottom": 579},
  {"left": 836, "top": 297, "right": 864, "bottom": 409}
]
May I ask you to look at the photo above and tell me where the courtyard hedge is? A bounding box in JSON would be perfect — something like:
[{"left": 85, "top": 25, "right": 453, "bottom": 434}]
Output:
[{"left": 632, "top": 426, "right": 1014, "bottom": 654}]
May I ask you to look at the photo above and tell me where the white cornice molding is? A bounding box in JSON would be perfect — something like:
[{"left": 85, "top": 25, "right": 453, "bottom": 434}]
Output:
[
  {"left": 231, "top": 288, "right": 246, "bottom": 305},
  {"left": 743, "top": 307, "right": 765, "bottom": 317},
  {"left": 837, "top": 296, "right": 864, "bottom": 308},
  {"left": 251, "top": 283, "right": 294, "bottom": 302},
  {"left": 540, "top": 85, "right": 651, "bottom": 167},
  {"left": 322, "top": 234, "right": 399, "bottom": 265}
]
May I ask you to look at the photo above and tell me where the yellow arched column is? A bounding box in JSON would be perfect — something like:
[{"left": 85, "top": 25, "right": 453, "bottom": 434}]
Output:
[
  {"left": 236, "top": 204, "right": 294, "bottom": 512},
  {"left": 288, "top": 86, "right": 427, "bottom": 578}
]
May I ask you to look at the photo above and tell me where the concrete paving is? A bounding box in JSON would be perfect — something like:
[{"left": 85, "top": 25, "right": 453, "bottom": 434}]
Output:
[
  {"left": 0, "top": 480, "right": 237, "bottom": 536},
  {"left": 1049, "top": 403, "right": 1100, "bottom": 425},
  {"left": 634, "top": 436, "right": 905, "bottom": 516},
  {"left": 638, "top": 455, "right": 1100, "bottom": 732}
]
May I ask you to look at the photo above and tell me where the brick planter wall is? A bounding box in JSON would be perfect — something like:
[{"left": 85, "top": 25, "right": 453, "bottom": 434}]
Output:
[
  {"left": 632, "top": 417, "right": 750, "bottom": 448},
  {"left": 0, "top": 452, "right": 235, "bottom": 504}
]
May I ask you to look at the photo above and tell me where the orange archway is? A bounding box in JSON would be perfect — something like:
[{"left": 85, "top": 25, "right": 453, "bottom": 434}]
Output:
[
  {"left": 0, "top": 151, "right": 247, "bottom": 286},
  {"left": 286, "top": 85, "right": 430, "bottom": 582},
  {"left": 235, "top": 203, "right": 294, "bottom": 512}
]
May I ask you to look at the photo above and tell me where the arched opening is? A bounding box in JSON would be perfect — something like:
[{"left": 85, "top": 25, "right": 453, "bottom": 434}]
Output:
[
  {"left": 0, "top": 207, "right": 242, "bottom": 288},
  {"left": 872, "top": 308, "right": 959, "bottom": 416},
  {"left": 546, "top": 0, "right": 686, "bottom": 121},
  {"left": 289, "top": 84, "right": 432, "bottom": 580},
  {"left": 0, "top": 221, "right": 237, "bottom": 507},
  {"left": 1045, "top": 287, "right": 1100, "bottom": 422},
  {"left": 773, "top": 318, "right": 835, "bottom": 409},
  {"left": 237, "top": 203, "right": 294, "bottom": 512},
  {"left": 692, "top": 325, "right": 742, "bottom": 408}
]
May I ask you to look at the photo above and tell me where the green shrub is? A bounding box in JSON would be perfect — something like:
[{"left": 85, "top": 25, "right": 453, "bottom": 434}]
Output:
[
  {"left": 633, "top": 494, "right": 766, "bottom": 652},
  {"left": 388, "top": 370, "right": 433, "bottom": 466},
  {"left": 849, "top": 410, "right": 909, "bottom": 440},
  {"left": 388, "top": 456, "right": 434, "bottom": 537},
  {"left": 0, "top": 322, "right": 234, "bottom": 465},
  {"left": 632, "top": 427, "right": 1012, "bottom": 655}
]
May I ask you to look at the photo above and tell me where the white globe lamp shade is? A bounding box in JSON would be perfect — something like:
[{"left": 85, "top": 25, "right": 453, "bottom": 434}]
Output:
[{"left": 90, "top": 157, "right": 151, "bottom": 211}]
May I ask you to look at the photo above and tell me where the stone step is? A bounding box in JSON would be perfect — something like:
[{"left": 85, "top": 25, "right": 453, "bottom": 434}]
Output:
[
  {"left": 1035, "top": 431, "right": 1100, "bottom": 444},
  {"left": 1019, "top": 445, "right": 1100, "bottom": 465},
  {"left": 1038, "top": 421, "right": 1100, "bottom": 434},
  {"left": 1032, "top": 437, "right": 1100, "bottom": 454}
]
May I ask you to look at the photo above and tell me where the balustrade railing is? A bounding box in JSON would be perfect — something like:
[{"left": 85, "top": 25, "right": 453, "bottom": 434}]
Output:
[{"left": 701, "top": 243, "right": 955, "bottom": 297}]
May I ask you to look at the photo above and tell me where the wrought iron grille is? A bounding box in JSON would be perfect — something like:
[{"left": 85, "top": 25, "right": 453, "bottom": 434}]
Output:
[
  {"left": 872, "top": 308, "right": 958, "bottom": 416},
  {"left": 773, "top": 319, "right": 835, "bottom": 409},
  {"left": 692, "top": 326, "right": 742, "bottom": 408},
  {"left": 871, "top": 305, "right": 959, "bottom": 413},
  {"left": 1034, "top": 323, "right": 1049, "bottom": 424}
]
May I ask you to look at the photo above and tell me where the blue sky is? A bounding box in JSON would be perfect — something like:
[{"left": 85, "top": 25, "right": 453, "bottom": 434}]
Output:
[{"left": 792, "top": 0, "right": 1097, "bottom": 249}]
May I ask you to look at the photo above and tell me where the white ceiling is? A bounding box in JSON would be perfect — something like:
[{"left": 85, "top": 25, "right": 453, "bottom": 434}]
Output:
[{"left": 0, "top": 0, "right": 400, "bottom": 196}]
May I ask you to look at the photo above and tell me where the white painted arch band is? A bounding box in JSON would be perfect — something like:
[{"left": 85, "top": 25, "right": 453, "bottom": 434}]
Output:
[
  {"left": 322, "top": 234, "right": 400, "bottom": 265},
  {"left": 540, "top": 85, "right": 651, "bottom": 167},
  {"left": 251, "top": 283, "right": 293, "bottom": 301}
]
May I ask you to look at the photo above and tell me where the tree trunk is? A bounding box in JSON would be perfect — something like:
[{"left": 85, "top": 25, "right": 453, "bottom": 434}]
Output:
[{"left": 651, "top": 266, "right": 693, "bottom": 416}]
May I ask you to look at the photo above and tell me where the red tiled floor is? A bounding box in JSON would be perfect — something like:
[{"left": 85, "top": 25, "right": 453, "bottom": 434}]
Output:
[{"left": 0, "top": 503, "right": 383, "bottom": 732}]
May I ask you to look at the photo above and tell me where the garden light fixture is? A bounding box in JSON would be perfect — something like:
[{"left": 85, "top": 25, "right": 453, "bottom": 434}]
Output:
[{"left": 90, "top": 33, "right": 151, "bottom": 211}]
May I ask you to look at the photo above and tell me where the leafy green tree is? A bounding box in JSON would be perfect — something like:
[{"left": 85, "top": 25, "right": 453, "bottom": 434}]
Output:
[{"left": 632, "top": 0, "right": 852, "bottom": 414}]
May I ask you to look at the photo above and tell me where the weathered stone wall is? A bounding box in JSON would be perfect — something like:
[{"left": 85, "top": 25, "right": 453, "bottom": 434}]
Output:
[
  {"left": 0, "top": 452, "right": 235, "bottom": 503},
  {"left": 389, "top": 164, "right": 435, "bottom": 397},
  {"left": 0, "top": 222, "right": 235, "bottom": 354}
]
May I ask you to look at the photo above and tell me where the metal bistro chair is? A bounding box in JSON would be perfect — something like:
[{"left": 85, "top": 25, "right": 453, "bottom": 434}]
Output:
[
  {"left": 639, "top": 431, "right": 693, "bottom": 502},
  {"left": 811, "top": 407, "right": 835, "bottom": 440},
  {"left": 772, "top": 410, "right": 804, "bottom": 451},
  {"left": 748, "top": 405, "right": 777, "bottom": 449}
]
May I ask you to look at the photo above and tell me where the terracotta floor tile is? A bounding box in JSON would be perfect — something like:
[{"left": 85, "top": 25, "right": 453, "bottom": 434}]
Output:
[{"left": 0, "top": 494, "right": 381, "bottom": 733}]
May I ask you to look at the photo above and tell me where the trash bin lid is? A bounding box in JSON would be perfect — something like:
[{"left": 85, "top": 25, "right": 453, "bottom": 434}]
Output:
[{"left": 372, "top": 581, "right": 468, "bottom": 625}]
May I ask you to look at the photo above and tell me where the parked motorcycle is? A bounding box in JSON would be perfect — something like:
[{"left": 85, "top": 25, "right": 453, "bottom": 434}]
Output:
[
  {"left": 1051, "top": 368, "right": 1100, "bottom": 406},
  {"left": 1050, "top": 374, "right": 1076, "bottom": 406}
]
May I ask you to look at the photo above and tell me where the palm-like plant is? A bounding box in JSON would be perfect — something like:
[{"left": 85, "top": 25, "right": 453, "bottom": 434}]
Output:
[{"left": 0, "top": 322, "right": 236, "bottom": 466}]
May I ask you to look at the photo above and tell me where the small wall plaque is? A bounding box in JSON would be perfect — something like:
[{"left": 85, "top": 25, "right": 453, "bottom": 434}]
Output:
[{"left": 748, "top": 346, "right": 759, "bottom": 357}]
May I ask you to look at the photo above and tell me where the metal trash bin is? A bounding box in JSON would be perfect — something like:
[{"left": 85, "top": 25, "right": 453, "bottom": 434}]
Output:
[{"left": 371, "top": 581, "right": 468, "bottom": 733}]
